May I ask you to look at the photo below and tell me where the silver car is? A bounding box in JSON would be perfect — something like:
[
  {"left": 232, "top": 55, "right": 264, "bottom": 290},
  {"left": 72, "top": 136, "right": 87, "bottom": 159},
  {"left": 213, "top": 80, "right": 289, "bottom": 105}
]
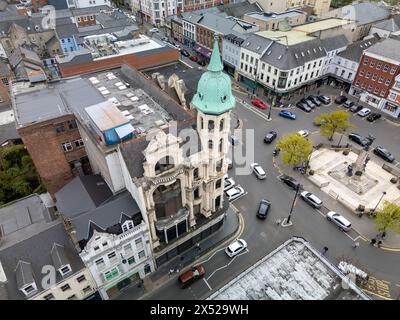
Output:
[
  {"left": 300, "top": 191, "right": 323, "bottom": 208},
  {"left": 225, "top": 186, "right": 245, "bottom": 201},
  {"left": 250, "top": 163, "right": 266, "bottom": 179},
  {"left": 326, "top": 211, "right": 352, "bottom": 232}
]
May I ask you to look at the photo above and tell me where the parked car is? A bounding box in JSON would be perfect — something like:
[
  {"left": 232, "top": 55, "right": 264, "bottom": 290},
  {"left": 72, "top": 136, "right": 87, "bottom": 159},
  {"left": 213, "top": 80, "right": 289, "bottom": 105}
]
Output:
[
  {"left": 225, "top": 239, "right": 247, "bottom": 258},
  {"left": 367, "top": 112, "right": 381, "bottom": 122},
  {"left": 181, "top": 49, "right": 190, "bottom": 57},
  {"left": 279, "top": 110, "right": 296, "bottom": 120},
  {"left": 349, "top": 105, "right": 363, "bottom": 113},
  {"left": 189, "top": 55, "right": 198, "bottom": 62},
  {"left": 357, "top": 108, "right": 371, "bottom": 117},
  {"left": 335, "top": 95, "right": 347, "bottom": 104},
  {"left": 348, "top": 133, "right": 370, "bottom": 147},
  {"left": 326, "top": 211, "right": 352, "bottom": 232},
  {"left": 297, "top": 130, "right": 310, "bottom": 138},
  {"left": 225, "top": 186, "right": 245, "bottom": 201},
  {"left": 197, "top": 60, "right": 206, "bottom": 66},
  {"left": 161, "top": 36, "right": 169, "bottom": 42},
  {"left": 279, "top": 174, "right": 300, "bottom": 190},
  {"left": 300, "top": 191, "right": 323, "bottom": 209},
  {"left": 301, "top": 98, "right": 316, "bottom": 109},
  {"left": 308, "top": 95, "right": 321, "bottom": 106},
  {"left": 251, "top": 99, "right": 267, "bottom": 109},
  {"left": 149, "top": 27, "right": 159, "bottom": 33},
  {"left": 296, "top": 102, "right": 311, "bottom": 113},
  {"left": 318, "top": 95, "right": 331, "bottom": 105},
  {"left": 264, "top": 131, "right": 277, "bottom": 144},
  {"left": 178, "top": 265, "right": 205, "bottom": 288},
  {"left": 224, "top": 177, "right": 235, "bottom": 191},
  {"left": 251, "top": 163, "right": 266, "bottom": 179},
  {"left": 257, "top": 199, "right": 271, "bottom": 219},
  {"left": 343, "top": 100, "right": 355, "bottom": 108},
  {"left": 373, "top": 146, "right": 395, "bottom": 163}
]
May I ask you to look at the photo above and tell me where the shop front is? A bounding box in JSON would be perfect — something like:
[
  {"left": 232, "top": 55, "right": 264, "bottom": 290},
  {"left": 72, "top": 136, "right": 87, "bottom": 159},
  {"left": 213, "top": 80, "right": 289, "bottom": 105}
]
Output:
[{"left": 193, "top": 44, "right": 212, "bottom": 61}]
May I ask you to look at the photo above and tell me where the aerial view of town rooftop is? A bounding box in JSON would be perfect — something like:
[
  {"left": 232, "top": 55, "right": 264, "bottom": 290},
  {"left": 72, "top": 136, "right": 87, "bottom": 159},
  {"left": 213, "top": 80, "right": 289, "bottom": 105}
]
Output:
[{"left": 0, "top": 0, "right": 400, "bottom": 309}]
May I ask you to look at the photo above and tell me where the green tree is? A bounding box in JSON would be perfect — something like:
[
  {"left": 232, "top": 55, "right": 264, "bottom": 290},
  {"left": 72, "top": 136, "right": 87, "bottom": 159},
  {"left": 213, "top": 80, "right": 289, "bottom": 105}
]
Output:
[
  {"left": 276, "top": 133, "right": 313, "bottom": 167},
  {"left": 375, "top": 201, "right": 400, "bottom": 235},
  {"left": 314, "top": 110, "right": 353, "bottom": 141}
]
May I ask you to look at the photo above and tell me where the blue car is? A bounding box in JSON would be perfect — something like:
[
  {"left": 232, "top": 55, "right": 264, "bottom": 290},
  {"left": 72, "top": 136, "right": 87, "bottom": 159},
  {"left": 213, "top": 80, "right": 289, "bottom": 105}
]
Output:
[{"left": 279, "top": 110, "right": 296, "bottom": 120}]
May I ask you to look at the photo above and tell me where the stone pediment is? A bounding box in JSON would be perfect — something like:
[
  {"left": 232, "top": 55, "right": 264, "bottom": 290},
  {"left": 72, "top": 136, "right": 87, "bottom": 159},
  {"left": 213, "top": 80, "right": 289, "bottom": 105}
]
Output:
[{"left": 144, "top": 130, "right": 180, "bottom": 155}]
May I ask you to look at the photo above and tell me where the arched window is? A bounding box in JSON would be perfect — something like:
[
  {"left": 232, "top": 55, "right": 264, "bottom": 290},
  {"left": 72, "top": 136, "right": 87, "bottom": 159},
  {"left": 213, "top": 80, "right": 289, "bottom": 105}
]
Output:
[
  {"left": 219, "top": 119, "right": 224, "bottom": 131},
  {"left": 155, "top": 156, "right": 174, "bottom": 174},
  {"left": 219, "top": 139, "right": 223, "bottom": 153},
  {"left": 208, "top": 120, "right": 214, "bottom": 131}
]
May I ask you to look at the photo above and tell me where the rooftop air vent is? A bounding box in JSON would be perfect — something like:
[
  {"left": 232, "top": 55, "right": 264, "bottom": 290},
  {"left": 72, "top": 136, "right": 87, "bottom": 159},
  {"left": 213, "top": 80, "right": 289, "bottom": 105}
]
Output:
[
  {"left": 246, "top": 42, "right": 250, "bottom": 46},
  {"left": 277, "top": 55, "right": 282, "bottom": 60}
]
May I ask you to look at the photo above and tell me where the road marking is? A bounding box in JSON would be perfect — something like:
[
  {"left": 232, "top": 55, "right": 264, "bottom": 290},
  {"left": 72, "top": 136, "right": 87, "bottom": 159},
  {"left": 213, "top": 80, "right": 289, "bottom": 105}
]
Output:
[
  {"left": 197, "top": 247, "right": 226, "bottom": 265},
  {"left": 230, "top": 191, "right": 248, "bottom": 203},
  {"left": 239, "top": 101, "right": 272, "bottom": 122},
  {"left": 363, "top": 289, "right": 393, "bottom": 300},
  {"left": 206, "top": 249, "right": 249, "bottom": 281},
  {"left": 203, "top": 278, "right": 213, "bottom": 290}
]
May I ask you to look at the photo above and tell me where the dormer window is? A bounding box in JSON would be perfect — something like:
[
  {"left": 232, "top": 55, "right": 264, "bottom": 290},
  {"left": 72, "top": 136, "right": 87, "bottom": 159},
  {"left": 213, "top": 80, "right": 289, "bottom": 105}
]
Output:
[
  {"left": 22, "top": 284, "right": 37, "bottom": 296},
  {"left": 59, "top": 264, "right": 72, "bottom": 276},
  {"left": 122, "top": 220, "right": 134, "bottom": 233}
]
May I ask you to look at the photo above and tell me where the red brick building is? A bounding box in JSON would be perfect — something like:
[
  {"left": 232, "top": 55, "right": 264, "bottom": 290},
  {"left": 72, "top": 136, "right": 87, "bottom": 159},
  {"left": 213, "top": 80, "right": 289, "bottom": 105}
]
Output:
[
  {"left": 17, "top": 115, "right": 90, "bottom": 196},
  {"left": 352, "top": 37, "right": 400, "bottom": 110}
]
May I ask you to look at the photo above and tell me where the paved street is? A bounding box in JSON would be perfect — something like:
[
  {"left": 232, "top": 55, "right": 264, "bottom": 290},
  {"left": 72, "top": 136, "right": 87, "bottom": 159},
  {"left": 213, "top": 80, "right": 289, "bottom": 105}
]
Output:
[
  {"left": 129, "top": 26, "right": 400, "bottom": 300},
  {"left": 142, "top": 82, "right": 400, "bottom": 301}
]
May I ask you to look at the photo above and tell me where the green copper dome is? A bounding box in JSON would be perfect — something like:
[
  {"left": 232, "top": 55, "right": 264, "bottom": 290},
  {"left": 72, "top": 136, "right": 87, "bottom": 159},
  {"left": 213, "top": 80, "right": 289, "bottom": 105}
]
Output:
[{"left": 191, "top": 34, "right": 235, "bottom": 115}]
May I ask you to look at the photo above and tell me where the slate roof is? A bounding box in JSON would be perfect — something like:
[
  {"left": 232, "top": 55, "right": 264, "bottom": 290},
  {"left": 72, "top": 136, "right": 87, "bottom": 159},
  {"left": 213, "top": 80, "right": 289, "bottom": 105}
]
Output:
[
  {"left": 261, "top": 38, "right": 326, "bottom": 70},
  {"left": 71, "top": 191, "right": 143, "bottom": 246},
  {"left": 0, "top": 122, "right": 20, "bottom": 145},
  {"left": 373, "top": 16, "right": 400, "bottom": 32},
  {"left": 365, "top": 36, "right": 400, "bottom": 62},
  {"left": 0, "top": 61, "right": 10, "bottom": 78},
  {"left": 180, "top": 12, "right": 203, "bottom": 24},
  {"left": 0, "top": 222, "right": 85, "bottom": 300},
  {"left": 55, "top": 175, "right": 113, "bottom": 219},
  {"left": 196, "top": 13, "right": 237, "bottom": 35},
  {"left": 320, "top": 34, "right": 349, "bottom": 52},
  {"left": 55, "top": 18, "right": 79, "bottom": 38},
  {"left": 330, "top": 2, "right": 391, "bottom": 26},
  {"left": 50, "top": 243, "right": 70, "bottom": 271},
  {"left": 337, "top": 34, "right": 381, "bottom": 62},
  {"left": 241, "top": 33, "right": 273, "bottom": 54},
  {"left": 218, "top": 2, "right": 262, "bottom": 17}
]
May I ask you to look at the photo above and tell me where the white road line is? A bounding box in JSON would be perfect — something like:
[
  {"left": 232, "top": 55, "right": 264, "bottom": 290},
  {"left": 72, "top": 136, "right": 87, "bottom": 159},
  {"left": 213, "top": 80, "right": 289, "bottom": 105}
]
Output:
[
  {"left": 197, "top": 247, "right": 226, "bottom": 265},
  {"left": 206, "top": 249, "right": 249, "bottom": 281},
  {"left": 315, "top": 209, "right": 326, "bottom": 218},
  {"left": 343, "top": 231, "right": 357, "bottom": 241},
  {"left": 203, "top": 278, "right": 212, "bottom": 290},
  {"left": 230, "top": 191, "right": 248, "bottom": 203},
  {"left": 239, "top": 102, "right": 271, "bottom": 122}
]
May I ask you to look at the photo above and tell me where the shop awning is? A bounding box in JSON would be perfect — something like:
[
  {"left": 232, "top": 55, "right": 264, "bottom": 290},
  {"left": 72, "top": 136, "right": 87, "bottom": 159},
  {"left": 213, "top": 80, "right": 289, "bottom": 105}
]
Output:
[{"left": 194, "top": 44, "right": 212, "bottom": 58}]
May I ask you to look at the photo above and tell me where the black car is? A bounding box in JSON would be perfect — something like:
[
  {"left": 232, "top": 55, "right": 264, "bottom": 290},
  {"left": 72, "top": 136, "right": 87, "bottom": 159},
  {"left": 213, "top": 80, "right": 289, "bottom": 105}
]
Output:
[
  {"left": 197, "top": 60, "right": 206, "bottom": 66},
  {"left": 318, "top": 95, "right": 331, "bottom": 105},
  {"left": 279, "top": 174, "right": 300, "bottom": 190},
  {"left": 181, "top": 49, "right": 190, "bottom": 57},
  {"left": 301, "top": 98, "right": 316, "bottom": 109},
  {"left": 335, "top": 95, "right": 348, "bottom": 104},
  {"left": 296, "top": 102, "right": 311, "bottom": 112},
  {"left": 367, "top": 112, "right": 382, "bottom": 122},
  {"left": 264, "top": 131, "right": 278, "bottom": 144},
  {"left": 348, "top": 133, "right": 370, "bottom": 147},
  {"left": 349, "top": 105, "right": 363, "bottom": 113},
  {"left": 373, "top": 146, "right": 395, "bottom": 163},
  {"left": 308, "top": 95, "right": 321, "bottom": 106},
  {"left": 257, "top": 199, "right": 271, "bottom": 219}
]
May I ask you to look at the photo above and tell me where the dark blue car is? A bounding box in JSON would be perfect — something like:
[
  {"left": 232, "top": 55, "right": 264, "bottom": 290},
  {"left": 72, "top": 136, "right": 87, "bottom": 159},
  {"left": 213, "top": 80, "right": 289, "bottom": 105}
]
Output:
[{"left": 279, "top": 110, "right": 296, "bottom": 120}]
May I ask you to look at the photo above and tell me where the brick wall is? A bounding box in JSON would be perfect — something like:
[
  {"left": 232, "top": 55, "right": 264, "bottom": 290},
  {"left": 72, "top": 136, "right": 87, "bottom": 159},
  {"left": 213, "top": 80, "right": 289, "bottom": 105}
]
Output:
[
  {"left": 18, "top": 115, "right": 87, "bottom": 196},
  {"left": 76, "top": 15, "right": 97, "bottom": 27},
  {"left": 353, "top": 53, "right": 400, "bottom": 99},
  {"left": 59, "top": 49, "right": 179, "bottom": 77}
]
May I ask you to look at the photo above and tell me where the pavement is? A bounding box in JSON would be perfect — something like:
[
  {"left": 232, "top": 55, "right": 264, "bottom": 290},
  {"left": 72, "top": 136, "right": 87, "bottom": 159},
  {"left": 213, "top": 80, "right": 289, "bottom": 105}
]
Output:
[{"left": 113, "top": 206, "right": 241, "bottom": 300}]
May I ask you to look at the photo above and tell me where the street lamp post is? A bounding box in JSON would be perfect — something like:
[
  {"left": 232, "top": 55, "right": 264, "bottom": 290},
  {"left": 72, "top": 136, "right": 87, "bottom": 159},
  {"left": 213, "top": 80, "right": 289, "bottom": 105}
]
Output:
[
  {"left": 372, "top": 191, "right": 387, "bottom": 215},
  {"left": 285, "top": 184, "right": 301, "bottom": 224}
]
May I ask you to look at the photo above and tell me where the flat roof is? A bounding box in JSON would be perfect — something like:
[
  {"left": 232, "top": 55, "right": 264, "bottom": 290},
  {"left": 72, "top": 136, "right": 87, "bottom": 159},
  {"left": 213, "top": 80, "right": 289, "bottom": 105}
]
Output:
[
  {"left": 257, "top": 30, "right": 315, "bottom": 46},
  {"left": 293, "top": 18, "right": 353, "bottom": 34},
  {"left": 245, "top": 10, "right": 306, "bottom": 21}
]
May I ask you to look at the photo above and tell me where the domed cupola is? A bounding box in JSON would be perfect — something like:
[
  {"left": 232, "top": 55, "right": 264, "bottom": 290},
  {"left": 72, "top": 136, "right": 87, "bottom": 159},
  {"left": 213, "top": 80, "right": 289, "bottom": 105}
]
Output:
[{"left": 191, "top": 33, "right": 235, "bottom": 115}]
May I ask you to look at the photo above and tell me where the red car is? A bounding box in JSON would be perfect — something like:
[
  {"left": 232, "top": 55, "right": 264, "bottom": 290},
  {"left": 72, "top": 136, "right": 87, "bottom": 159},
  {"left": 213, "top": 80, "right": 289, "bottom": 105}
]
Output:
[
  {"left": 189, "top": 55, "right": 198, "bottom": 62},
  {"left": 251, "top": 99, "right": 267, "bottom": 109},
  {"left": 178, "top": 264, "right": 205, "bottom": 288}
]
